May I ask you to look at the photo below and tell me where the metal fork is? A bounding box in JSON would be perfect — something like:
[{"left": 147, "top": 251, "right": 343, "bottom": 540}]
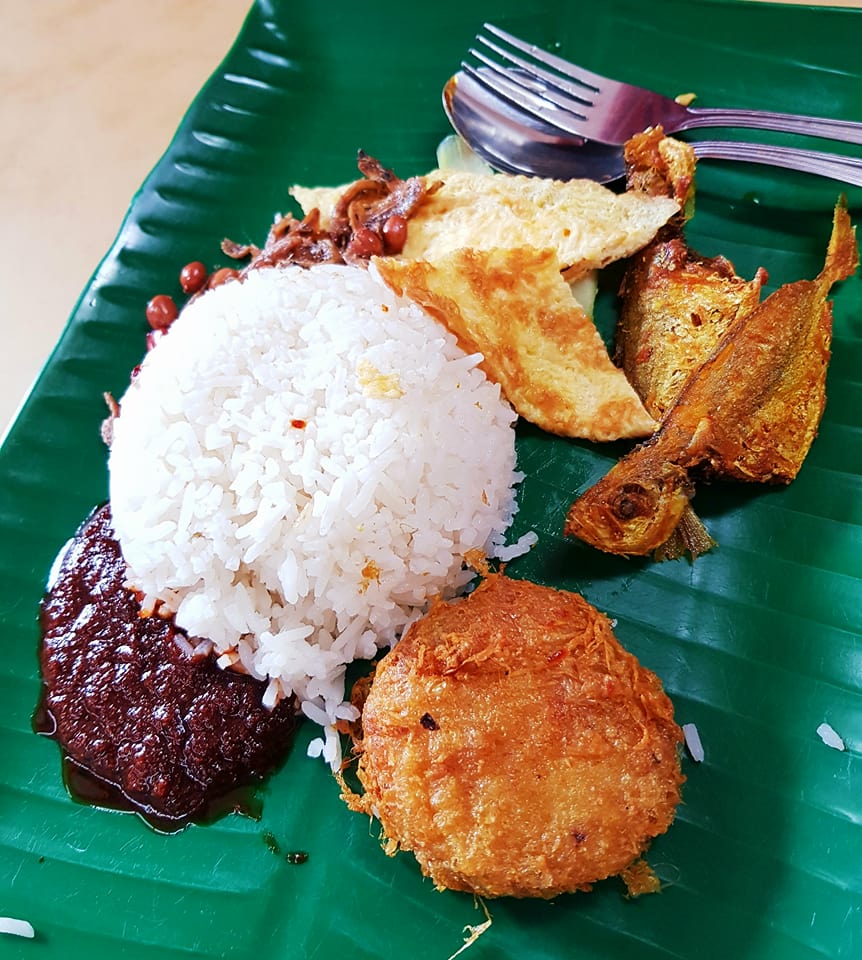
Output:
[
  {"left": 443, "top": 70, "right": 862, "bottom": 187},
  {"left": 467, "top": 23, "right": 862, "bottom": 147}
]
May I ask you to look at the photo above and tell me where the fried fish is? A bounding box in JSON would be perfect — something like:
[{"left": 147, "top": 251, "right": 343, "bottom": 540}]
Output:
[
  {"left": 618, "top": 239, "right": 769, "bottom": 423},
  {"left": 622, "top": 126, "right": 697, "bottom": 212},
  {"left": 565, "top": 199, "right": 858, "bottom": 557},
  {"left": 608, "top": 130, "right": 770, "bottom": 557},
  {"left": 616, "top": 129, "right": 768, "bottom": 423}
]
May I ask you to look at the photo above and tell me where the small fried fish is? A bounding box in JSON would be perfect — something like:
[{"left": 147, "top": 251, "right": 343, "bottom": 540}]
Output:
[
  {"left": 618, "top": 240, "right": 768, "bottom": 422},
  {"left": 617, "top": 129, "right": 768, "bottom": 423},
  {"left": 613, "top": 130, "right": 768, "bottom": 558},
  {"left": 565, "top": 199, "right": 858, "bottom": 556},
  {"left": 293, "top": 169, "right": 679, "bottom": 281},
  {"left": 376, "top": 247, "right": 656, "bottom": 442},
  {"left": 623, "top": 126, "right": 697, "bottom": 211}
]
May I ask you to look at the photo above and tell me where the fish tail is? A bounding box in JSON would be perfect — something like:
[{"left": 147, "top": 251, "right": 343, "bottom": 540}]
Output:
[{"left": 819, "top": 197, "right": 858, "bottom": 293}]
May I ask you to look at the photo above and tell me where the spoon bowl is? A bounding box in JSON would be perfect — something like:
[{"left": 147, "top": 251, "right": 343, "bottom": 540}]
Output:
[{"left": 443, "top": 71, "right": 626, "bottom": 183}]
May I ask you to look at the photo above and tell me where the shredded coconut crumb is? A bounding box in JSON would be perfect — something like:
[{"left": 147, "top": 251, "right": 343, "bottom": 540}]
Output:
[
  {"left": 816, "top": 722, "right": 845, "bottom": 751},
  {"left": 682, "top": 722, "right": 704, "bottom": 762},
  {"left": 446, "top": 900, "right": 492, "bottom": 960}
]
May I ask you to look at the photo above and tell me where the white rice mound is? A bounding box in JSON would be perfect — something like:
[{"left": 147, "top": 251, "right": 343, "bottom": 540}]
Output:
[{"left": 108, "top": 263, "right": 527, "bottom": 766}]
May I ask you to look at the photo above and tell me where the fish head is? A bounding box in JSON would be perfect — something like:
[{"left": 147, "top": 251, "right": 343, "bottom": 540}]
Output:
[{"left": 564, "top": 455, "right": 693, "bottom": 556}]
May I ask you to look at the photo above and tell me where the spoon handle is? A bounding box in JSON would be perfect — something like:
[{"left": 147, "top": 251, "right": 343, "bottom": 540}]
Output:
[{"left": 692, "top": 140, "right": 862, "bottom": 187}]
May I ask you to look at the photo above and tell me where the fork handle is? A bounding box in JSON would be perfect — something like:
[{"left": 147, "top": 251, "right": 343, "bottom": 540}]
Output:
[
  {"left": 692, "top": 140, "right": 862, "bottom": 187},
  {"left": 682, "top": 107, "right": 862, "bottom": 146}
]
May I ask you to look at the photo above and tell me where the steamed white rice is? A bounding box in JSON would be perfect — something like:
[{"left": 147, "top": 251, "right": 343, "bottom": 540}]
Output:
[{"left": 108, "top": 262, "right": 526, "bottom": 765}]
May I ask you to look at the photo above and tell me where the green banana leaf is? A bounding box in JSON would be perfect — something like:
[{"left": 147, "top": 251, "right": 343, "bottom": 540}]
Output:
[{"left": 1, "top": 2, "right": 860, "bottom": 958}]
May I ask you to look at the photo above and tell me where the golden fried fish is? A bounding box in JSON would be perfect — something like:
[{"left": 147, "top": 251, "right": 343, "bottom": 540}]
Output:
[
  {"left": 617, "top": 129, "right": 769, "bottom": 423},
  {"left": 376, "top": 247, "right": 656, "bottom": 442},
  {"left": 610, "top": 129, "right": 768, "bottom": 557},
  {"left": 623, "top": 126, "right": 698, "bottom": 211},
  {"left": 618, "top": 239, "right": 768, "bottom": 422},
  {"left": 340, "top": 575, "right": 684, "bottom": 899},
  {"left": 293, "top": 169, "right": 679, "bottom": 281},
  {"left": 565, "top": 199, "right": 858, "bottom": 557}
]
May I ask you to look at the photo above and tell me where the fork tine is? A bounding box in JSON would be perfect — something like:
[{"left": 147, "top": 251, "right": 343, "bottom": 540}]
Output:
[
  {"left": 467, "top": 48, "right": 590, "bottom": 119},
  {"left": 459, "top": 62, "right": 557, "bottom": 122},
  {"left": 474, "top": 34, "right": 595, "bottom": 108},
  {"left": 460, "top": 62, "right": 589, "bottom": 136},
  {"left": 482, "top": 23, "right": 607, "bottom": 94}
]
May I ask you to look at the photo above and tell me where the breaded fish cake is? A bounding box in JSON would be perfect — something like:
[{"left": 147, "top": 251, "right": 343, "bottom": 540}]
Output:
[{"left": 342, "top": 575, "right": 684, "bottom": 899}]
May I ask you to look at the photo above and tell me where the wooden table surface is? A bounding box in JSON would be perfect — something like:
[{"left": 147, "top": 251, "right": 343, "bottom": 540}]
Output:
[
  {"left": 1, "top": 0, "right": 861, "bottom": 434},
  {"left": 0, "top": 1, "right": 248, "bottom": 434}
]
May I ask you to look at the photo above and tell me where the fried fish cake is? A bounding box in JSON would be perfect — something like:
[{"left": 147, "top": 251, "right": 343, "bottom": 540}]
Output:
[{"left": 342, "top": 575, "right": 684, "bottom": 899}]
